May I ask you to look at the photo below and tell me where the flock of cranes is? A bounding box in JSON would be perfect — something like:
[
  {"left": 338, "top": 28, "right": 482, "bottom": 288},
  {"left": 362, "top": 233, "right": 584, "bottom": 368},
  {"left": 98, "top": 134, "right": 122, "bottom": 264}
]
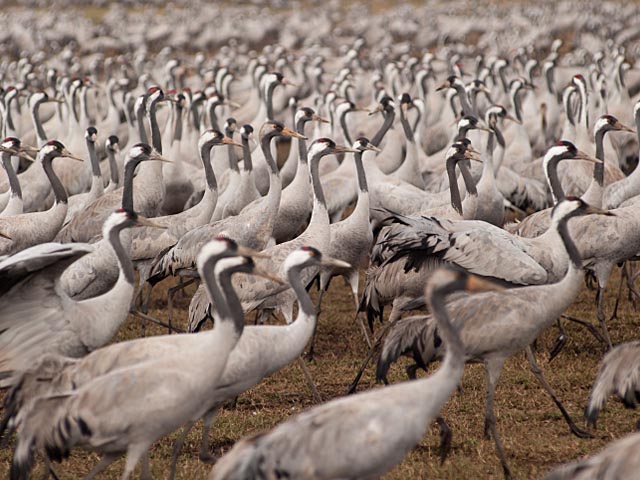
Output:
[{"left": 2, "top": 0, "right": 640, "bottom": 479}]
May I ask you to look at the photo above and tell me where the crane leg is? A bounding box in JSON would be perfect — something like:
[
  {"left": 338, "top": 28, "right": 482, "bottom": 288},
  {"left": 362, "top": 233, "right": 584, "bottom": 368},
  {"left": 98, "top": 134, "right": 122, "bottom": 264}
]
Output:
[
  {"left": 199, "top": 408, "right": 221, "bottom": 464},
  {"left": 347, "top": 270, "right": 371, "bottom": 349},
  {"left": 84, "top": 452, "right": 119, "bottom": 480},
  {"left": 435, "top": 416, "right": 452, "bottom": 464},
  {"left": 347, "top": 313, "right": 400, "bottom": 394},
  {"left": 596, "top": 286, "right": 613, "bottom": 350},
  {"left": 525, "top": 346, "right": 593, "bottom": 439},
  {"left": 609, "top": 264, "right": 627, "bottom": 322},
  {"left": 121, "top": 443, "right": 151, "bottom": 480},
  {"left": 560, "top": 314, "right": 606, "bottom": 345},
  {"left": 483, "top": 358, "right": 511, "bottom": 480},
  {"left": 548, "top": 318, "right": 567, "bottom": 363},
  {"left": 298, "top": 356, "right": 323, "bottom": 403},
  {"left": 140, "top": 453, "right": 151, "bottom": 480},
  {"left": 42, "top": 457, "right": 60, "bottom": 480},
  {"left": 169, "top": 421, "right": 195, "bottom": 480},
  {"left": 167, "top": 278, "right": 197, "bottom": 333}
]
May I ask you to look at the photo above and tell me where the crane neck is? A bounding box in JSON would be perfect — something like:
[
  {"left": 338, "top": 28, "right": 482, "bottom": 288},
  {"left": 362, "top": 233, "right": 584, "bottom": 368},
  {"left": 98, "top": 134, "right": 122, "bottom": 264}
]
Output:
[
  {"left": 147, "top": 103, "right": 163, "bottom": 154},
  {"left": 454, "top": 84, "right": 474, "bottom": 117},
  {"left": 86, "top": 139, "right": 101, "bottom": 178},
  {"left": 544, "top": 156, "right": 566, "bottom": 203},
  {"left": 308, "top": 150, "right": 328, "bottom": 213},
  {"left": 399, "top": 106, "right": 415, "bottom": 143},
  {"left": 511, "top": 89, "right": 524, "bottom": 123},
  {"left": 208, "top": 103, "right": 221, "bottom": 131},
  {"left": 136, "top": 103, "right": 148, "bottom": 145},
  {"left": 339, "top": 111, "right": 353, "bottom": 146},
  {"left": 261, "top": 133, "right": 279, "bottom": 175},
  {"left": 265, "top": 81, "right": 279, "bottom": 121},
  {"left": 445, "top": 157, "right": 463, "bottom": 216},
  {"left": 287, "top": 264, "right": 315, "bottom": 318},
  {"left": 200, "top": 142, "right": 217, "bottom": 192},
  {"left": 107, "top": 224, "right": 134, "bottom": 285},
  {"left": 107, "top": 149, "right": 119, "bottom": 186},
  {"left": 42, "top": 154, "right": 68, "bottom": 205},
  {"left": 556, "top": 215, "right": 582, "bottom": 270},
  {"left": 1, "top": 150, "right": 21, "bottom": 201},
  {"left": 30, "top": 101, "right": 48, "bottom": 145},
  {"left": 216, "top": 267, "right": 245, "bottom": 337},
  {"left": 4, "top": 94, "right": 15, "bottom": 132},
  {"left": 371, "top": 108, "right": 395, "bottom": 148},
  {"left": 173, "top": 103, "right": 184, "bottom": 142},
  {"left": 545, "top": 66, "right": 555, "bottom": 95},
  {"left": 296, "top": 118, "right": 309, "bottom": 165},
  {"left": 121, "top": 158, "right": 143, "bottom": 211},
  {"left": 354, "top": 151, "right": 368, "bottom": 193},
  {"left": 241, "top": 135, "right": 253, "bottom": 172},
  {"left": 593, "top": 129, "right": 606, "bottom": 187},
  {"left": 200, "top": 257, "right": 230, "bottom": 323},
  {"left": 428, "top": 290, "right": 465, "bottom": 370}
]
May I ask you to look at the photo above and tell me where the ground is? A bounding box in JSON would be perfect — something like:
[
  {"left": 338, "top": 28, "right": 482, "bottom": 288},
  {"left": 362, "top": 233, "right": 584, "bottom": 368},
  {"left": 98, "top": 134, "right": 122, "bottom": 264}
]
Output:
[{"left": 0, "top": 268, "right": 638, "bottom": 479}]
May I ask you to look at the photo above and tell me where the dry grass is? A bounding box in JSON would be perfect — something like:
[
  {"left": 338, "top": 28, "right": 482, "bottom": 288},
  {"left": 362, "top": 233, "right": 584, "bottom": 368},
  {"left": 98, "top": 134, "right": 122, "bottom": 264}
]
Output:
[{"left": 1, "top": 268, "right": 639, "bottom": 479}]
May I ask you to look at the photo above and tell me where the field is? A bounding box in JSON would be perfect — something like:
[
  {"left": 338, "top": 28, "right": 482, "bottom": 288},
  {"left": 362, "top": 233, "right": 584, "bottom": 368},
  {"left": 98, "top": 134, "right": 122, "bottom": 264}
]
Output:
[{"left": 1, "top": 267, "right": 639, "bottom": 479}]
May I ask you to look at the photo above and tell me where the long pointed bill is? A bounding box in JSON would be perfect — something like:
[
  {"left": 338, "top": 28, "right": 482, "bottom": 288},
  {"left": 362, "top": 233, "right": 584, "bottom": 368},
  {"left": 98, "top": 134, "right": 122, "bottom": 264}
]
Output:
[
  {"left": 435, "top": 82, "right": 449, "bottom": 92},
  {"left": 464, "top": 150, "right": 482, "bottom": 162},
  {"left": 149, "top": 151, "right": 172, "bottom": 163},
  {"left": 61, "top": 149, "right": 84, "bottom": 162},
  {"left": 615, "top": 121, "right": 636, "bottom": 134},
  {"left": 368, "top": 104, "right": 384, "bottom": 116},
  {"left": 282, "top": 78, "right": 298, "bottom": 87},
  {"left": 222, "top": 137, "right": 243, "bottom": 148},
  {"left": 312, "top": 114, "right": 330, "bottom": 124},
  {"left": 465, "top": 275, "right": 504, "bottom": 293},
  {"left": 136, "top": 216, "right": 168, "bottom": 229},
  {"left": 574, "top": 150, "right": 601, "bottom": 163},
  {"left": 334, "top": 146, "right": 358, "bottom": 154},
  {"left": 48, "top": 98, "right": 65, "bottom": 104},
  {"left": 281, "top": 127, "right": 307, "bottom": 140},
  {"left": 254, "top": 266, "right": 287, "bottom": 285},
  {"left": 585, "top": 205, "right": 615, "bottom": 216},
  {"left": 505, "top": 114, "right": 521, "bottom": 124},
  {"left": 366, "top": 143, "right": 382, "bottom": 153},
  {"left": 0, "top": 231, "right": 11, "bottom": 240},
  {"left": 320, "top": 256, "right": 351, "bottom": 269}
]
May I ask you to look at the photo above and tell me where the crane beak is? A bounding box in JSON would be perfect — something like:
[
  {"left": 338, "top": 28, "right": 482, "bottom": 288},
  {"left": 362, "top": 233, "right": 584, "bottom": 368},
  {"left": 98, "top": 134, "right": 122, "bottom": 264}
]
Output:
[
  {"left": 574, "top": 150, "right": 601, "bottom": 163},
  {"left": 254, "top": 266, "right": 287, "bottom": 285},
  {"left": 0, "top": 231, "right": 11, "bottom": 240},
  {"left": 135, "top": 216, "right": 168, "bottom": 229},
  {"left": 368, "top": 104, "right": 384, "bottom": 116},
  {"left": 222, "top": 137, "right": 243, "bottom": 148},
  {"left": 334, "top": 146, "right": 358, "bottom": 154},
  {"left": 465, "top": 275, "right": 505, "bottom": 293},
  {"left": 464, "top": 150, "right": 482, "bottom": 162},
  {"left": 149, "top": 151, "right": 172, "bottom": 163},
  {"left": 282, "top": 78, "right": 298, "bottom": 87},
  {"left": 505, "top": 114, "right": 521, "bottom": 125},
  {"left": 365, "top": 143, "right": 382, "bottom": 153},
  {"left": 585, "top": 205, "right": 615, "bottom": 217},
  {"left": 61, "top": 149, "right": 84, "bottom": 162},
  {"left": 477, "top": 125, "right": 493, "bottom": 133},
  {"left": 312, "top": 114, "right": 330, "bottom": 124},
  {"left": 401, "top": 102, "right": 411, "bottom": 114},
  {"left": 615, "top": 121, "right": 636, "bottom": 134},
  {"left": 48, "top": 98, "right": 65, "bottom": 104},
  {"left": 320, "top": 256, "right": 351, "bottom": 269},
  {"left": 282, "top": 127, "right": 307, "bottom": 140},
  {"left": 435, "top": 82, "right": 449, "bottom": 92},
  {"left": 226, "top": 100, "right": 242, "bottom": 109}
]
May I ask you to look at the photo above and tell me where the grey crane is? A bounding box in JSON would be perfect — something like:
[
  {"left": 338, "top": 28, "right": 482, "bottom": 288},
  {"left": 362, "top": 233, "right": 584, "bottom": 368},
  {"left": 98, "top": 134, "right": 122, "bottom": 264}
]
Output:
[
  {"left": 168, "top": 247, "right": 349, "bottom": 477},
  {"left": 210, "top": 267, "right": 502, "bottom": 480},
  {"left": 373, "top": 198, "right": 609, "bottom": 478},
  {"left": 584, "top": 340, "right": 640, "bottom": 429},
  {"left": 545, "top": 431, "right": 640, "bottom": 480},
  {"left": 0, "top": 140, "right": 83, "bottom": 256},
  {"left": 188, "top": 137, "right": 355, "bottom": 329},
  {"left": 55, "top": 88, "right": 170, "bottom": 243},
  {"left": 146, "top": 121, "right": 303, "bottom": 314},
  {"left": 0, "top": 138, "right": 35, "bottom": 217},
  {"left": 0, "top": 209, "right": 162, "bottom": 387},
  {"left": 9, "top": 241, "right": 268, "bottom": 480},
  {"left": 57, "top": 144, "right": 170, "bottom": 301}
]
